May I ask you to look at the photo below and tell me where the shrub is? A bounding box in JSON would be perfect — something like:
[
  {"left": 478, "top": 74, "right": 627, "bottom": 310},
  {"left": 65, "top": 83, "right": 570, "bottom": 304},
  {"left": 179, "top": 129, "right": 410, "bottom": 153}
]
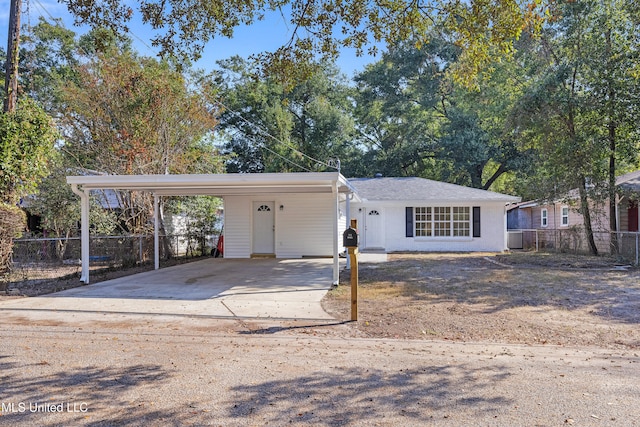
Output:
[{"left": 0, "top": 203, "right": 26, "bottom": 276}]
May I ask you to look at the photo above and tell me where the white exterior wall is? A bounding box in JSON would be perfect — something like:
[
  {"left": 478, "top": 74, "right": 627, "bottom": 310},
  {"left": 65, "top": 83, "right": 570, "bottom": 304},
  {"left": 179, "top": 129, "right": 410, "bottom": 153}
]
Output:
[
  {"left": 222, "top": 196, "right": 252, "bottom": 258},
  {"left": 348, "top": 201, "right": 509, "bottom": 252},
  {"left": 223, "top": 193, "right": 339, "bottom": 258}
]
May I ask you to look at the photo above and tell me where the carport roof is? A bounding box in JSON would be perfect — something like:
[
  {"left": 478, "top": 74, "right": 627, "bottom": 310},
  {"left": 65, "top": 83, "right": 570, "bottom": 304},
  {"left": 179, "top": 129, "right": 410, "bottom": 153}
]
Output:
[{"left": 67, "top": 172, "right": 357, "bottom": 197}]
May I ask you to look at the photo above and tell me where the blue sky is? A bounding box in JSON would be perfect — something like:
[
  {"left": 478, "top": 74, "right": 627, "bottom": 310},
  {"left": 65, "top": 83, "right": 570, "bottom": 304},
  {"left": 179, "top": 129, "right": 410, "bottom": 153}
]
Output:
[{"left": 1, "top": 0, "right": 377, "bottom": 78}]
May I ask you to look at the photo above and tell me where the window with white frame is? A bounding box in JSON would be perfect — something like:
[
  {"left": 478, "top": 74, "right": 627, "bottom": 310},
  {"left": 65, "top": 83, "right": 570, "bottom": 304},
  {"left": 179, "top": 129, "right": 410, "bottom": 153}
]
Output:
[
  {"left": 415, "top": 207, "right": 432, "bottom": 236},
  {"left": 541, "top": 209, "right": 548, "bottom": 227},
  {"left": 453, "top": 206, "right": 470, "bottom": 236},
  {"left": 561, "top": 206, "right": 569, "bottom": 226},
  {"left": 415, "top": 206, "right": 470, "bottom": 237}
]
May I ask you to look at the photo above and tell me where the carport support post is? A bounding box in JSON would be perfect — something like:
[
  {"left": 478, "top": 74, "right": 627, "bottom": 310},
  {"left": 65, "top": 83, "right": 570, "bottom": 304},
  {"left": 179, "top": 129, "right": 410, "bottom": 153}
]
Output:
[
  {"left": 154, "top": 193, "right": 159, "bottom": 270},
  {"left": 332, "top": 181, "right": 339, "bottom": 285},
  {"left": 71, "top": 184, "right": 90, "bottom": 284}
]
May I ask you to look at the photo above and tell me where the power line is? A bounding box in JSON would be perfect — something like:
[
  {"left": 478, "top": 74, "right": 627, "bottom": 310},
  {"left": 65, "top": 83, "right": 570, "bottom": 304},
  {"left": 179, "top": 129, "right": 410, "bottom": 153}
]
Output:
[
  {"left": 31, "top": 0, "right": 57, "bottom": 23},
  {"left": 32, "top": 0, "right": 155, "bottom": 56},
  {"left": 227, "top": 129, "right": 313, "bottom": 172},
  {"left": 216, "top": 100, "right": 339, "bottom": 172}
]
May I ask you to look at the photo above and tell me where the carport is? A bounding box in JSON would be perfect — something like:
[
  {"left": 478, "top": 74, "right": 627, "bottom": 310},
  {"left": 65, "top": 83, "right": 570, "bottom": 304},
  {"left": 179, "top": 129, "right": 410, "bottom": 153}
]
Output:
[{"left": 66, "top": 172, "right": 357, "bottom": 285}]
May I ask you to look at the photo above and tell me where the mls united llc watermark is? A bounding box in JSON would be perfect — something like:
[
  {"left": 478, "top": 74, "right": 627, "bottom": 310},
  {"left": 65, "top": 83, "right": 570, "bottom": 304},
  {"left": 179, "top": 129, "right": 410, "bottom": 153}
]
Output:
[{"left": 1, "top": 401, "right": 89, "bottom": 413}]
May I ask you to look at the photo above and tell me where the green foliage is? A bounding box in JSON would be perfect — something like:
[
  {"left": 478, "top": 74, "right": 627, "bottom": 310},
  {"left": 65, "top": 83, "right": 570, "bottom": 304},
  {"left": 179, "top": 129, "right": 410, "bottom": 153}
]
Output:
[
  {"left": 352, "top": 40, "right": 449, "bottom": 178},
  {"left": 352, "top": 37, "right": 532, "bottom": 189},
  {"left": 516, "top": 0, "right": 640, "bottom": 197},
  {"left": 0, "top": 98, "right": 58, "bottom": 205},
  {"left": 0, "top": 203, "right": 26, "bottom": 275},
  {"left": 56, "top": 44, "right": 223, "bottom": 232},
  {"left": 29, "top": 156, "right": 118, "bottom": 239},
  {"left": 63, "top": 0, "right": 549, "bottom": 87},
  {"left": 166, "top": 196, "right": 222, "bottom": 236},
  {"left": 19, "top": 18, "right": 80, "bottom": 112},
  {"left": 511, "top": 0, "right": 640, "bottom": 254},
  {"left": 165, "top": 196, "right": 222, "bottom": 256},
  {"left": 215, "top": 57, "right": 357, "bottom": 174}
]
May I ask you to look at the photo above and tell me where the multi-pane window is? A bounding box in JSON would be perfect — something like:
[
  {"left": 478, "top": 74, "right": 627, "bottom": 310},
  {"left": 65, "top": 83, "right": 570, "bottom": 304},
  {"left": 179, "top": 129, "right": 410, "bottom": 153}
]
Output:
[
  {"left": 453, "top": 207, "right": 470, "bottom": 236},
  {"left": 433, "top": 207, "right": 451, "bottom": 236},
  {"left": 561, "top": 206, "right": 569, "bottom": 226},
  {"left": 415, "top": 206, "right": 470, "bottom": 237},
  {"left": 541, "top": 209, "right": 548, "bottom": 227},
  {"left": 415, "top": 207, "right": 432, "bottom": 236}
]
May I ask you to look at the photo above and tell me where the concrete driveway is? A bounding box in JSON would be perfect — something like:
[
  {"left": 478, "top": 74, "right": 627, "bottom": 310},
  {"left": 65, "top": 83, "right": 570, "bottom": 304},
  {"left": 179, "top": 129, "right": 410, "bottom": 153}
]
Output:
[{"left": 0, "top": 258, "right": 347, "bottom": 322}]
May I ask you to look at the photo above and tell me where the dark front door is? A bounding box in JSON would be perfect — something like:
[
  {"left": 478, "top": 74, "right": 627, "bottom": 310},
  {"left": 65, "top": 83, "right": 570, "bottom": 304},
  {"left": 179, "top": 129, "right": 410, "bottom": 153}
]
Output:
[{"left": 628, "top": 202, "right": 638, "bottom": 232}]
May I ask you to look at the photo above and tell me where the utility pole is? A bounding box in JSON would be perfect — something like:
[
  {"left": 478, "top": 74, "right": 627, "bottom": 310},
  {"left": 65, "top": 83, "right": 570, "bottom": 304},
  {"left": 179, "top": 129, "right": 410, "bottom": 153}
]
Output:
[{"left": 4, "top": 0, "right": 22, "bottom": 113}]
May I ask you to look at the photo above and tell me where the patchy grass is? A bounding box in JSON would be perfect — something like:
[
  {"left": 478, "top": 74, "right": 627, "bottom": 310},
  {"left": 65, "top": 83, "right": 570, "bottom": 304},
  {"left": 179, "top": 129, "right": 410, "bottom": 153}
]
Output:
[{"left": 323, "top": 252, "right": 640, "bottom": 349}]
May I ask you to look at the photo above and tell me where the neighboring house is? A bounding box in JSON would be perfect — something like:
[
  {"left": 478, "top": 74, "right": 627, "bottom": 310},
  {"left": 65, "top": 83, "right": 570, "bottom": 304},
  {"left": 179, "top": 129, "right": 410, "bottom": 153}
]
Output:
[
  {"left": 165, "top": 207, "right": 224, "bottom": 255},
  {"left": 19, "top": 188, "right": 121, "bottom": 235},
  {"left": 506, "top": 170, "right": 640, "bottom": 252},
  {"left": 346, "top": 177, "right": 520, "bottom": 252},
  {"left": 617, "top": 170, "right": 640, "bottom": 232}
]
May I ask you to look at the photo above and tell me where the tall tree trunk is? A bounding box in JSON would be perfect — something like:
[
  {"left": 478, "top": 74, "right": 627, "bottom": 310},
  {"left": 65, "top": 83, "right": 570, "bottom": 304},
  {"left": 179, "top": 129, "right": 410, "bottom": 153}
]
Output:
[
  {"left": 578, "top": 176, "right": 599, "bottom": 256},
  {"left": 609, "top": 122, "right": 618, "bottom": 253},
  {"left": 606, "top": 28, "right": 619, "bottom": 254},
  {"left": 158, "top": 199, "right": 174, "bottom": 260}
]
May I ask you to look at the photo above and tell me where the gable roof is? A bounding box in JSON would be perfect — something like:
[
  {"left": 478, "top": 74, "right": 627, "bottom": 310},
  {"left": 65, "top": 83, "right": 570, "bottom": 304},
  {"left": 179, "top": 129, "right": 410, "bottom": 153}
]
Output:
[
  {"left": 513, "top": 169, "right": 640, "bottom": 208},
  {"left": 348, "top": 177, "right": 520, "bottom": 203},
  {"left": 617, "top": 170, "right": 640, "bottom": 191}
]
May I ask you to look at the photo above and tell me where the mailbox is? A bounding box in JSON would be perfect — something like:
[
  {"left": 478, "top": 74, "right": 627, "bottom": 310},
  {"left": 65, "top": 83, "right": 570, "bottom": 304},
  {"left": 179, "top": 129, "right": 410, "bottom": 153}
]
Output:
[{"left": 343, "top": 227, "right": 359, "bottom": 248}]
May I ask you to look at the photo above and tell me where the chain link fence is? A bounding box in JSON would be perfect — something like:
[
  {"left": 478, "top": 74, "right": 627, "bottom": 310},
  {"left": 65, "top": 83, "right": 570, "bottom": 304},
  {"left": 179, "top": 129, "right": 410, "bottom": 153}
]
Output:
[
  {"left": 6, "top": 233, "right": 220, "bottom": 285},
  {"left": 6, "top": 229, "right": 637, "bottom": 287},
  {"left": 508, "top": 229, "right": 640, "bottom": 265}
]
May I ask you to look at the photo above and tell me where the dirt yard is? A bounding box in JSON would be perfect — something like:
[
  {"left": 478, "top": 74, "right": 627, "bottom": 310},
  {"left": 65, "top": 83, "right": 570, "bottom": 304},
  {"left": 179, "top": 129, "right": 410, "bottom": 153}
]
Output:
[
  {"left": 322, "top": 252, "right": 640, "bottom": 350},
  {"left": 3, "top": 252, "right": 639, "bottom": 350}
]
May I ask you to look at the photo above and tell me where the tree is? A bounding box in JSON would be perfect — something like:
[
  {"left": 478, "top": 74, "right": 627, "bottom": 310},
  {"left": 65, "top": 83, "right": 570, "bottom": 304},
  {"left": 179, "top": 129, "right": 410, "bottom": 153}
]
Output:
[
  {"left": 438, "top": 52, "right": 537, "bottom": 191},
  {"left": 29, "top": 155, "right": 118, "bottom": 259},
  {"left": 0, "top": 97, "right": 57, "bottom": 274},
  {"left": 579, "top": 0, "right": 640, "bottom": 246},
  {"left": 59, "top": 42, "right": 222, "bottom": 232},
  {"left": 352, "top": 41, "right": 449, "bottom": 178},
  {"left": 62, "top": 0, "right": 550, "bottom": 86},
  {"left": 18, "top": 18, "right": 80, "bottom": 113},
  {"left": 0, "top": 98, "right": 58, "bottom": 205},
  {"left": 515, "top": 0, "right": 640, "bottom": 255},
  {"left": 353, "top": 38, "right": 533, "bottom": 187},
  {"left": 215, "top": 57, "right": 358, "bottom": 174}
]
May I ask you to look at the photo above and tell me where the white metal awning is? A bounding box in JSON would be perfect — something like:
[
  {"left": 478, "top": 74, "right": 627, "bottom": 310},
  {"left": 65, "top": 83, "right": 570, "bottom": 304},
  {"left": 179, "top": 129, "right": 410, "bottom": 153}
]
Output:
[
  {"left": 67, "top": 172, "right": 357, "bottom": 196},
  {"left": 67, "top": 172, "right": 358, "bottom": 285}
]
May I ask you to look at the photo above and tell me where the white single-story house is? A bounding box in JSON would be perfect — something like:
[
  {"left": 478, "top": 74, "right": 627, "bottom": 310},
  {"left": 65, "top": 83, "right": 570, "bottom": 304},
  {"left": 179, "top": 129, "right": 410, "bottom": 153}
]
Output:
[
  {"left": 66, "top": 172, "right": 520, "bottom": 284},
  {"left": 346, "top": 177, "right": 520, "bottom": 252}
]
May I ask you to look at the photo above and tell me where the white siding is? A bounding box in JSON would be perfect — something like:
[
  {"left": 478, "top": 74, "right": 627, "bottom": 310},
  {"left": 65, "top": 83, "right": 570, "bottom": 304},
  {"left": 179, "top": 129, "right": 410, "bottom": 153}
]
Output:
[
  {"left": 276, "top": 193, "right": 336, "bottom": 258},
  {"left": 223, "top": 196, "right": 252, "bottom": 258},
  {"left": 351, "top": 201, "right": 509, "bottom": 252},
  {"left": 223, "top": 193, "right": 338, "bottom": 258}
]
